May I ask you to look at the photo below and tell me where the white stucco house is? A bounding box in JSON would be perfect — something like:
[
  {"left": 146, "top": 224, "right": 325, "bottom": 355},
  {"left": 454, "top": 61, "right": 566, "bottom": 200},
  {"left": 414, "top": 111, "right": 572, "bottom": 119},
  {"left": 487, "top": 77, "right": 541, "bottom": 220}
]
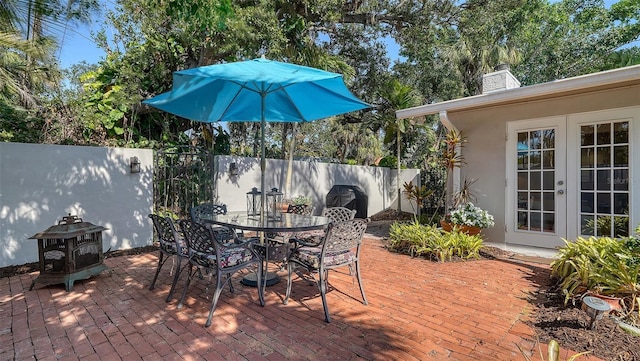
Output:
[{"left": 397, "top": 65, "right": 640, "bottom": 257}]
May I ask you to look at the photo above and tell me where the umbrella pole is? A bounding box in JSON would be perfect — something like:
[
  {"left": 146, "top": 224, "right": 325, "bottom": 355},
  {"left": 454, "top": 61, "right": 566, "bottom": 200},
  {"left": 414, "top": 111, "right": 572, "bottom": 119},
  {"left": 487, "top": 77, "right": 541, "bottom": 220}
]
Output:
[{"left": 260, "top": 95, "right": 267, "bottom": 244}]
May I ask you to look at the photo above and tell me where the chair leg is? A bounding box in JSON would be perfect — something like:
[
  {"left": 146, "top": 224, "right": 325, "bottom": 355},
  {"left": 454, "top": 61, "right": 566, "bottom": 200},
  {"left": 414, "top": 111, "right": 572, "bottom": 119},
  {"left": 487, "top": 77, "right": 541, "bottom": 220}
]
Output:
[
  {"left": 227, "top": 274, "right": 234, "bottom": 293},
  {"left": 166, "top": 257, "right": 184, "bottom": 302},
  {"left": 284, "top": 262, "right": 294, "bottom": 305},
  {"left": 204, "top": 272, "right": 225, "bottom": 328},
  {"left": 149, "top": 251, "right": 166, "bottom": 290},
  {"left": 355, "top": 260, "right": 368, "bottom": 305},
  {"left": 319, "top": 268, "right": 331, "bottom": 323},
  {"left": 177, "top": 264, "right": 194, "bottom": 310},
  {"left": 257, "top": 261, "right": 265, "bottom": 307}
]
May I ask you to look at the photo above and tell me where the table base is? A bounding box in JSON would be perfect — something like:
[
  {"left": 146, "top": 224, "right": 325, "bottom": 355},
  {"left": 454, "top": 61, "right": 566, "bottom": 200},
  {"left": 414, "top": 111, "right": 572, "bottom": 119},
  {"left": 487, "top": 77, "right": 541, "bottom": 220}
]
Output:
[{"left": 241, "top": 271, "right": 280, "bottom": 287}]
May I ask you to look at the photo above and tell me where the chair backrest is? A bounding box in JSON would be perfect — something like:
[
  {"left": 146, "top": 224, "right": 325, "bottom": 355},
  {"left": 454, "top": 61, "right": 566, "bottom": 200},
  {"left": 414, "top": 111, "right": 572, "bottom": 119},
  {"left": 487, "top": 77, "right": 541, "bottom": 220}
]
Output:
[
  {"left": 178, "top": 219, "right": 218, "bottom": 256},
  {"left": 287, "top": 203, "right": 313, "bottom": 215},
  {"left": 149, "top": 214, "right": 186, "bottom": 255},
  {"left": 321, "top": 219, "right": 369, "bottom": 257},
  {"left": 190, "top": 203, "right": 227, "bottom": 223},
  {"left": 321, "top": 207, "right": 357, "bottom": 223}
]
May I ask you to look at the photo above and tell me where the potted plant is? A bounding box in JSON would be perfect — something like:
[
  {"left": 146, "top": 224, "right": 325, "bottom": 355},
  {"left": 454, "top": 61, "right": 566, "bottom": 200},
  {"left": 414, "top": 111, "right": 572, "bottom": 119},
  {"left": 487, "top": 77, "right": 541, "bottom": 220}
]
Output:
[
  {"left": 441, "top": 202, "right": 495, "bottom": 235},
  {"left": 279, "top": 195, "right": 312, "bottom": 213}
]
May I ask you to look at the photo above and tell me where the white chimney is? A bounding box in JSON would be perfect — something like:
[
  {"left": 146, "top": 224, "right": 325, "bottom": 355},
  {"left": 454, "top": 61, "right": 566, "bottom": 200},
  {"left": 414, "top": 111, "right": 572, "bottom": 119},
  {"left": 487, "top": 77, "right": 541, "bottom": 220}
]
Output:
[{"left": 482, "top": 64, "right": 520, "bottom": 94}]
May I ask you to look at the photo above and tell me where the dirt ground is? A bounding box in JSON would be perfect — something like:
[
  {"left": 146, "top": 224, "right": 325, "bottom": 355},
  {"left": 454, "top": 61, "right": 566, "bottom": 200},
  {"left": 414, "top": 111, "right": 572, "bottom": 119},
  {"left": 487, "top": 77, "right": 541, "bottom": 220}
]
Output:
[{"left": 3, "top": 210, "right": 638, "bottom": 360}]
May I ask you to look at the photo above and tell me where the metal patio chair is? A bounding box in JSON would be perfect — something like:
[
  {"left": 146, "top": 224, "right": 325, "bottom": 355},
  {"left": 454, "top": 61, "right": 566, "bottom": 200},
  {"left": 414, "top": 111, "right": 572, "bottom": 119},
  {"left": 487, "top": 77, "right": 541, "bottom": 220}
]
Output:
[
  {"left": 148, "top": 214, "right": 189, "bottom": 302},
  {"left": 190, "top": 203, "right": 241, "bottom": 243},
  {"left": 284, "top": 218, "right": 369, "bottom": 323},
  {"left": 177, "top": 219, "right": 264, "bottom": 327}
]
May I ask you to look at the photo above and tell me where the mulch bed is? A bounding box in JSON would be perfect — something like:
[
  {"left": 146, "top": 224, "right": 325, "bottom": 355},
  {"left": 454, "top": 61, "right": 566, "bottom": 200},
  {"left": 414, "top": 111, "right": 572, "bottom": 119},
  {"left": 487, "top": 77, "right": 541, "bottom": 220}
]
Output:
[{"left": 2, "top": 212, "right": 638, "bottom": 360}]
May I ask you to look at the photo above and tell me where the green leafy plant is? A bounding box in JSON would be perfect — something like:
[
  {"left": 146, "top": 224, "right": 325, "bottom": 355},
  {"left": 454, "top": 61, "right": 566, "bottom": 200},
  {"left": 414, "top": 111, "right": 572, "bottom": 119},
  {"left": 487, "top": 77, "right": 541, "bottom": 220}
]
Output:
[
  {"left": 388, "top": 220, "right": 483, "bottom": 262},
  {"left": 551, "top": 235, "right": 640, "bottom": 314},
  {"left": 517, "top": 339, "right": 591, "bottom": 361},
  {"left": 291, "top": 195, "right": 312, "bottom": 206}
]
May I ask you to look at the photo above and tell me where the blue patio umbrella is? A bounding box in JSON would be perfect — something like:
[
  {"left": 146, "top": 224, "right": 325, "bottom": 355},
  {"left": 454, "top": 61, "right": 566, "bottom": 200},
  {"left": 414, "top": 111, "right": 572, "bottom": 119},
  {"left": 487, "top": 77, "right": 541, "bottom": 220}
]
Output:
[{"left": 143, "top": 58, "right": 370, "bottom": 216}]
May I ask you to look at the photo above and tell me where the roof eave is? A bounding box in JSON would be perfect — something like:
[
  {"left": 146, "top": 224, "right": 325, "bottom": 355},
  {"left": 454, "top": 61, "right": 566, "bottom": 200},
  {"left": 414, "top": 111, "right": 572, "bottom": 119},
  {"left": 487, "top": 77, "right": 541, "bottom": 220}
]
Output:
[{"left": 396, "top": 65, "right": 640, "bottom": 120}]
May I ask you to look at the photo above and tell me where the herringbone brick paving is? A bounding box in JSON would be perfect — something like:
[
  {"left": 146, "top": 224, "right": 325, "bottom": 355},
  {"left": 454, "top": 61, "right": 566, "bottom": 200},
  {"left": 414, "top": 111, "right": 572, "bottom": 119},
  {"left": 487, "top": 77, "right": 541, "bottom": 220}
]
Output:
[{"left": 0, "top": 235, "right": 603, "bottom": 360}]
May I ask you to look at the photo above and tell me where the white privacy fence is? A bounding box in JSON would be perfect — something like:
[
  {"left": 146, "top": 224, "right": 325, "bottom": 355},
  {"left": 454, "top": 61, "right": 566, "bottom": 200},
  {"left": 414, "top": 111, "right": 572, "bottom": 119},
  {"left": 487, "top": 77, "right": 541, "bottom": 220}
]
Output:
[{"left": 0, "top": 143, "right": 418, "bottom": 268}]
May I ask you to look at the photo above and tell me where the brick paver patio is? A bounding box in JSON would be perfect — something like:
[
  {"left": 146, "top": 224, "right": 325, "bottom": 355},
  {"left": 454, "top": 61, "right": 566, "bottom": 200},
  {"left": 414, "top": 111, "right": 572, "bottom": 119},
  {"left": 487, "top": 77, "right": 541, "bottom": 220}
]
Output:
[{"left": 0, "top": 234, "right": 602, "bottom": 360}]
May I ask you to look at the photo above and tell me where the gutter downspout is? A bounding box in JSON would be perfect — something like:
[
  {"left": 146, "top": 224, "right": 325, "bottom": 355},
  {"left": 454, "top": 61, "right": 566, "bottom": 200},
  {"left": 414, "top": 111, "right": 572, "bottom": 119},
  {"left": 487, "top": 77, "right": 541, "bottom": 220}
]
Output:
[{"left": 439, "top": 110, "right": 461, "bottom": 204}]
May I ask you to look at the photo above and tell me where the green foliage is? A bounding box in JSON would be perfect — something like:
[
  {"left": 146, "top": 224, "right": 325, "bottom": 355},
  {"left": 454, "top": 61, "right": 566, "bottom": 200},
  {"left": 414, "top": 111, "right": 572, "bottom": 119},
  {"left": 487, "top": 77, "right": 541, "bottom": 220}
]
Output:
[
  {"left": 551, "top": 235, "right": 640, "bottom": 311},
  {"left": 388, "top": 220, "right": 483, "bottom": 262},
  {"left": 291, "top": 195, "right": 312, "bottom": 206},
  {"left": 518, "top": 338, "right": 591, "bottom": 361}
]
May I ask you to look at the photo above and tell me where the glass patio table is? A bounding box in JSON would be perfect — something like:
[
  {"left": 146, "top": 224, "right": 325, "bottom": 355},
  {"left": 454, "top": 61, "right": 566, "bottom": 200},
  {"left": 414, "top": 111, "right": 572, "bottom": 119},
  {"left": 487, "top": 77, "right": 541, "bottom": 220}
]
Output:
[{"left": 201, "top": 212, "right": 331, "bottom": 287}]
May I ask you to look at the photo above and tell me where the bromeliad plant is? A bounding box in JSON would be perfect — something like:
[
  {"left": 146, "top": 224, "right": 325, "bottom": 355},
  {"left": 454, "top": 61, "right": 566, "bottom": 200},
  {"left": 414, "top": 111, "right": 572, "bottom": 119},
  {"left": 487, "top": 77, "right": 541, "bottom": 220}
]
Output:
[
  {"left": 388, "top": 220, "right": 483, "bottom": 262},
  {"left": 550, "top": 234, "right": 640, "bottom": 317}
]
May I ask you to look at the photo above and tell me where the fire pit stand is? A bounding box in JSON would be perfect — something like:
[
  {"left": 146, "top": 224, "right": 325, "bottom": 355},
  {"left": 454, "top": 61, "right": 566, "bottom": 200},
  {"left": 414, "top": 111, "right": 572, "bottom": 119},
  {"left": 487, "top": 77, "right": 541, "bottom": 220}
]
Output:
[{"left": 29, "top": 214, "right": 109, "bottom": 291}]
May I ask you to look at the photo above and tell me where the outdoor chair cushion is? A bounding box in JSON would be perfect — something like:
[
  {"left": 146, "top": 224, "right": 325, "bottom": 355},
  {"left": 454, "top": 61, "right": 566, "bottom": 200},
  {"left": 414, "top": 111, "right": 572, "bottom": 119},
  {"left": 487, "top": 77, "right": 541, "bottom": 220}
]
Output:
[
  {"left": 190, "top": 247, "right": 255, "bottom": 269},
  {"left": 291, "top": 246, "right": 353, "bottom": 269}
]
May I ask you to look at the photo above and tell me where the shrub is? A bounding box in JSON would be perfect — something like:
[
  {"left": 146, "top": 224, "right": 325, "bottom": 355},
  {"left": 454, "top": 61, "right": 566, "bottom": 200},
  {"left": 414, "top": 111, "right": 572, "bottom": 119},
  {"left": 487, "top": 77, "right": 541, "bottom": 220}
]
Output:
[
  {"left": 551, "top": 235, "right": 640, "bottom": 311},
  {"left": 388, "top": 220, "right": 483, "bottom": 262}
]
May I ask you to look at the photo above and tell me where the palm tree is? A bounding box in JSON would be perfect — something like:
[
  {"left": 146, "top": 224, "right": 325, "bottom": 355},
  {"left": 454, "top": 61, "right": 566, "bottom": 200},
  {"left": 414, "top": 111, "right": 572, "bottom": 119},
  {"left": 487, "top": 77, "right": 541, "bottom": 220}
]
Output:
[{"left": 370, "top": 79, "right": 422, "bottom": 213}]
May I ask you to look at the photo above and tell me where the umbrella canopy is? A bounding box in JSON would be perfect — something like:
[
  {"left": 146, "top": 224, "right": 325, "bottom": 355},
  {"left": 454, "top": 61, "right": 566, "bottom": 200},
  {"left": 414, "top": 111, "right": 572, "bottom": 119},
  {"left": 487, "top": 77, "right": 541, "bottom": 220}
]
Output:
[
  {"left": 143, "top": 58, "right": 370, "bottom": 216},
  {"left": 143, "top": 57, "right": 369, "bottom": 123}
]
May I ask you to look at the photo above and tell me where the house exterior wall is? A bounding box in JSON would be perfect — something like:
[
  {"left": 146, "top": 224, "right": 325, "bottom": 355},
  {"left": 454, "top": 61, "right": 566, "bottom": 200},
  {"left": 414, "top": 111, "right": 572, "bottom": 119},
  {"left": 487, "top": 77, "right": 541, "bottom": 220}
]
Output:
[
  {"left": 446, "top": 84, "right": 640, "bottom": 248},
  {"left": 0, "top": 143, "right": 154, "bottom": 268}
]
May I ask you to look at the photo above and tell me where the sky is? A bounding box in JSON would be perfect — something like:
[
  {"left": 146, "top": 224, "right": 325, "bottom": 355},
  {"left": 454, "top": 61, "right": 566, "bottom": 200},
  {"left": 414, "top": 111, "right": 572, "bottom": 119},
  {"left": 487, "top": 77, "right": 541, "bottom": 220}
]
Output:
[{"left": 56, "top": 0, "right": 630, "bottom": 70}]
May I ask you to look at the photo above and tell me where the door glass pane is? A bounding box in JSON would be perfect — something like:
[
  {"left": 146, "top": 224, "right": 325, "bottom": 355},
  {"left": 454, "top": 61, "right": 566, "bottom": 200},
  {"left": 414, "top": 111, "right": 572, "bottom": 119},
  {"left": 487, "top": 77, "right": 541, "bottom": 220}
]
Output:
[
  {"left": 543, "top": 213, "right": 555, "bottom": 232},
  {"left": 614, "top": 217, "right": 629, "bottom": 237},
  {"left": 543, "top": 171, "right": 554, "bottom": 190},
  {"left": 543, "top": 129, "right": 555, "bottom": 148},
  {"left": 543, "top": 150, "right": 555, "bottom": 169},
  {"left": 614, "top": 194, "right": 628, "bottom": 215},
  {"left": 517, "top": 152, "right": 528, "bottom": 170},
  {"left": 530, "top": 192, "right": 541, "bottom": 210},
  {"left": 581, "top": 170, "right": 594, "bottom": 190},
  {"left": 613, "top": 122, "right": 628, "bottom": 143},
  {"left": 530, "top": 151, "right": 541, "bottom": 169},
  {"left": 530, "top": 212, "right": 541, "bottom": 231},
  {"left": 581, "top": 215, "right": 594, "bottom": 236},
  {"left": 613, "top": 169, "right": 628, "bottom": 191},
  {"left": 597, "top": 123, "right": 610, "bottom": 145},
  {"left": 517, "top": 211, "right": 528, "bottom": 230},
  {"left": 597, "top": 147, "right": 610, "bottom": 167},
  {"left": 518, "top": 192, "right": 528, "bottom": 209},
  {"left": 530, "top": 171, "right": 541, "bottom": 190},
  {"left": 597, "top": 193, "right": 611, "bottom": 214},
  {"left": 581, "top": 125, "right": 594, "bottom": 146},
  {"left": 597, "top": 170, "right": 610, "bottom": 191},
  {"left": 580, "top": 121, "right": 629, "bottom": 238},
  {"left": 581, "top": 148, "right": 594, "bottom": 167},
  {"left": 543, "top": 192, "right": 555, "bottom": 211},
  {"left": 614, "top": 146, "right": 628, "bottom": 167},
  {"left": 581, "top": 192, "right": 594, "bottom": 213},
  {"left": 517, "top": 132, "right": 528, "bottom": 150},
  {"left": 518, "top": 172, "right": 528, "bottom": 189},
  {"left": 530, "top": 131, "right": 542, "bottom": 149}
]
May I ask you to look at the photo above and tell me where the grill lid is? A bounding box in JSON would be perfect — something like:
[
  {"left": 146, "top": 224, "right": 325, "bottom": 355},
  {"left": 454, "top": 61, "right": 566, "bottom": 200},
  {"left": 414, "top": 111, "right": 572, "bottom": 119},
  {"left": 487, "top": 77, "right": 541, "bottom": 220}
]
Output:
[{"left": 29, "top": 214, "right": 107, "bottom": 239}]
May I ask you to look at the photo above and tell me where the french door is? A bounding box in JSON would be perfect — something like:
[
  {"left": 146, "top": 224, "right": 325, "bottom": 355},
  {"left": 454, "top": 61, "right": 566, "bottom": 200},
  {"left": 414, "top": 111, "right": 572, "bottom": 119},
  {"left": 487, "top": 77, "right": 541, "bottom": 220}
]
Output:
[
  {"left": 506, "top": 117, "right": 567, "bottom": 248},
  {"left": 506, "top": 109, "right": 634, "bottom": 248}
]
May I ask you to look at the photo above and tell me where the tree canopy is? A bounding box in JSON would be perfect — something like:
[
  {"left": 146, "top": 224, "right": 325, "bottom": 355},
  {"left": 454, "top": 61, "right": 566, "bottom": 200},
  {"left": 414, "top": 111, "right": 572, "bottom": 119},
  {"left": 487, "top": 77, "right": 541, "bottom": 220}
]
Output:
[{"left": 1, "top": 0, "right": 639, "bottom": 167}]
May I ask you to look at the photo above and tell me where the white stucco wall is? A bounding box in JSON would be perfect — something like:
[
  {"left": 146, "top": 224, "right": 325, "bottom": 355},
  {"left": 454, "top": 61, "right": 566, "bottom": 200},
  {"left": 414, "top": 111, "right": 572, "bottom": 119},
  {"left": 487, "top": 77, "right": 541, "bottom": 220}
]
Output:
[
  {"left": 214, "top": 155, "right": 420, "bottom": 216},
  {"left": 0, "top": 143, "right": 154, "bottom": 268}
]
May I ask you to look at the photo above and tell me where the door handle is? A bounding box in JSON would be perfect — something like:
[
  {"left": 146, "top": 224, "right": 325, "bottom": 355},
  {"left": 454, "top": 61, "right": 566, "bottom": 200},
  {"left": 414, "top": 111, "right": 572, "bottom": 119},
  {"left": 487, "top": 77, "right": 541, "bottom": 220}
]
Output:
[{"left": 557, "top": 189, "right": 565, "bottom": 195}]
